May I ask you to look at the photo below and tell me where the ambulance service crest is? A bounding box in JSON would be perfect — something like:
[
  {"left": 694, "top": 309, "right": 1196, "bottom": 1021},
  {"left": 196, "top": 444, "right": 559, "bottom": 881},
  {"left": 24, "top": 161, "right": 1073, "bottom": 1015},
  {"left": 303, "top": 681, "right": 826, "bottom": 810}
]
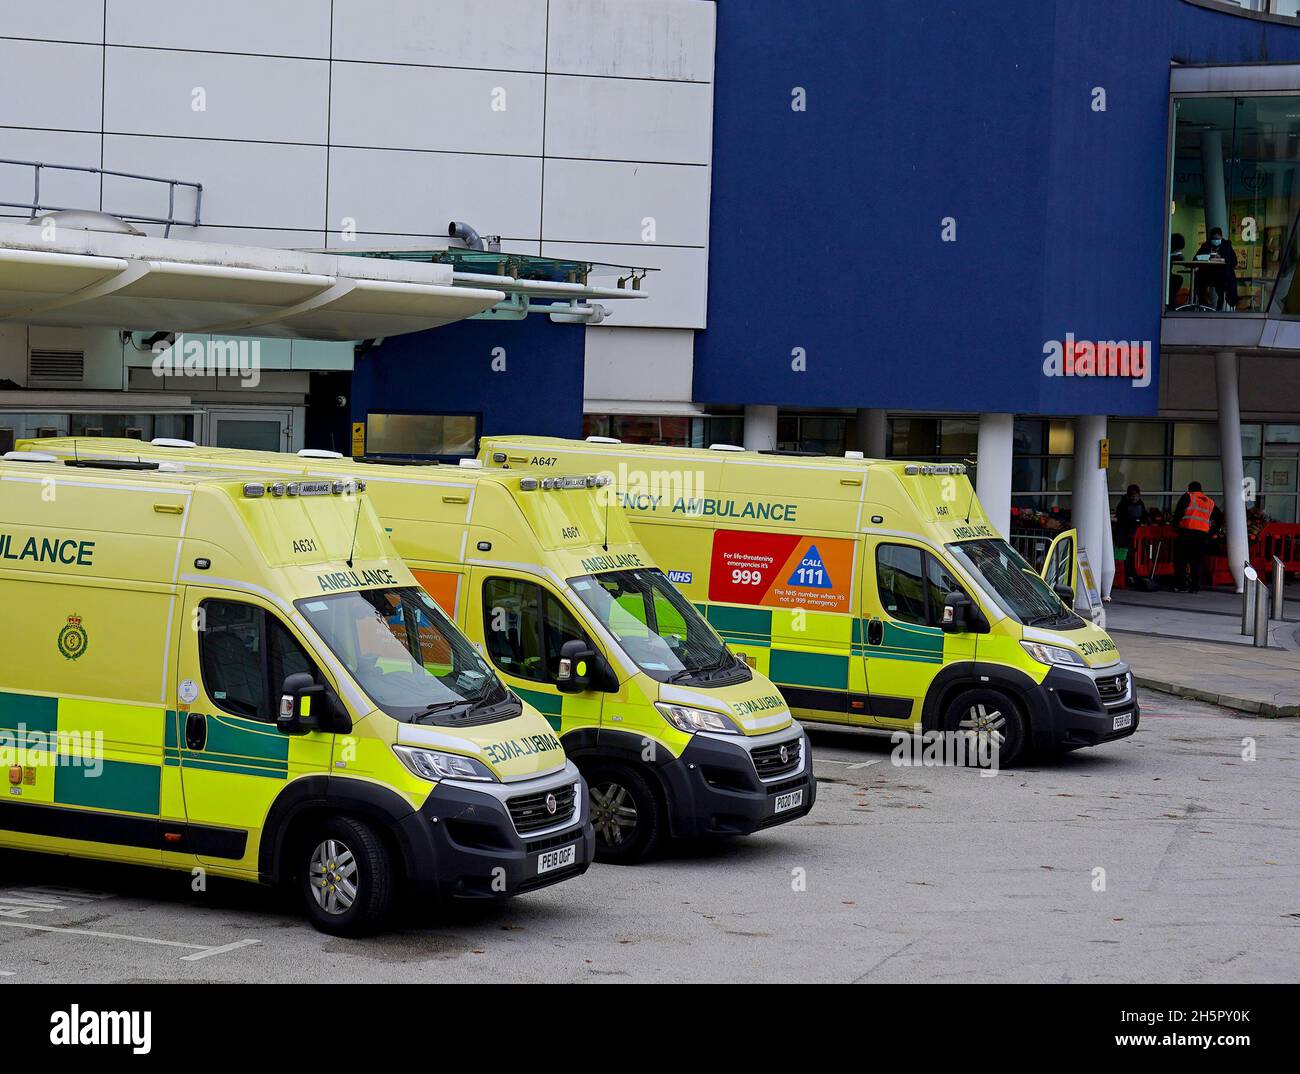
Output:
[{"left": 57, "top": 614, "right": 88, "bottom": 661}]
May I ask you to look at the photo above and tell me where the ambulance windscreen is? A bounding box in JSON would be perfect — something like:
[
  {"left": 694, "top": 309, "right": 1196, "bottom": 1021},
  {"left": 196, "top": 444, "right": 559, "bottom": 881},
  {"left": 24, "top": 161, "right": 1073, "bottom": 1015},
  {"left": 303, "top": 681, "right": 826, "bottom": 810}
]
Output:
[
  {"left": 297, "top": 587, "right": 517, "bottom": 724},
  {"left": 569, "top": 568, "right": 751, "bottom": 687},
  {"left": 946, "top": 539, "right": 1083, "bottom": 629}
]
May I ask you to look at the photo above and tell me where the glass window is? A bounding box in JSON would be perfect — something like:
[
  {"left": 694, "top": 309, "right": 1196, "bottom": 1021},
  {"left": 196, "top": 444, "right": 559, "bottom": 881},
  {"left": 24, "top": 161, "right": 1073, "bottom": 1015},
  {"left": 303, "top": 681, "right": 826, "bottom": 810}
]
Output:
[
  {"left": 876, "top": 545, "right": 928, "bottom": 625},
  {"left": 1172, "top": 459, "right": 1223, "bottom": 498},
  {"left": 923, "top": 554, "right": 966, "bottom": 618},
  {"left": 947, "top": 539, "right": 1082, "bottom": 629},
  {"left": 1107, "top": 459, "right": 1165, "bottom": 496},
  {"left": 1109, "top": 421, "right": 1166, "bottom": 456},
  {"left": 1044, "top": 458, "right": 1074, "bottom": 492},
  {"left": 1266, "top": 423, "right": 1300, "bottom": 445},
  {"left": 1173, "top": 422, "right": 1219, "bottom": 456},
  {"left": 889, "top": 418, "right": 938, "bottom": 459},
  {"left": 299, "top": 587, "right": 509, "bottom": 722},
  {"left": 482, "top": 577, "right": 589, "bottom": 685},
  {"left": 1241, "top": 423, "right": 1263, "bottom": 457},
  {"left": 1047, "top": 420, "right": 1074, "bottom": 456},
  {"left": 366, "top": 413, "right": 478, "bottom": 457},
  {"left": 1013, "top": 420, "right": 1045, "bottom": 456},
  {"left": 569, "top": 569, "right": 740, "bottom": 685},
  {"left": 939, "top": 418, "right": 979, "bottom": 458},
  {"left": 199, "top": 601, "right": 319, "bottom": 723}
]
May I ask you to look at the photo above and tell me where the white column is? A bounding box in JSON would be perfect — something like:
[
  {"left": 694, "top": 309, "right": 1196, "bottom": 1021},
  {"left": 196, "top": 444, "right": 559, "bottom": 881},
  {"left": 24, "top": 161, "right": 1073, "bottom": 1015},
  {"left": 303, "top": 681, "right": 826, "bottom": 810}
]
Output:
[
  {"left": 742, "top": 404, "right": 778, "bottom": 451},
  {"left": 975, "top": 412, "right": 1014, "bottom": 538},
  {"left": 1216, "top": 351, "right": 1248, "bottom": 592},
  {"left": 1100, "top": 501, "right": 1116, "bottom": 600},
  {"left": 1072, "top": 415, "right": 1109, "bottom": 615},
  {"left": 856, "top": 407, "right": 888, "bottom": 458}
]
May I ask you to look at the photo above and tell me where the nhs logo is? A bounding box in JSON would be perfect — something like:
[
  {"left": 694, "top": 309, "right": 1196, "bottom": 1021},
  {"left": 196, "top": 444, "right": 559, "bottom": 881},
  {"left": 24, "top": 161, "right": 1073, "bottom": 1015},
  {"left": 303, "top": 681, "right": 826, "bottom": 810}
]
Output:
[{"left": 666, "top": 570, "right": 693, "bottom": 584}]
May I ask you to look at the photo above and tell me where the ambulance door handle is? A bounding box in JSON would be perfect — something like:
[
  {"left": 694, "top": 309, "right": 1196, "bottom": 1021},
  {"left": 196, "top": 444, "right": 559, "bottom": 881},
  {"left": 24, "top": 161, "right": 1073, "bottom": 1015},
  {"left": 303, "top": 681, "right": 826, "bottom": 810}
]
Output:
[
  {"left": 185, "top": 712, "right": 207, "bottom": 751},
  {"left": 866, "top": 619, "right": 884, "bottom": 646}
]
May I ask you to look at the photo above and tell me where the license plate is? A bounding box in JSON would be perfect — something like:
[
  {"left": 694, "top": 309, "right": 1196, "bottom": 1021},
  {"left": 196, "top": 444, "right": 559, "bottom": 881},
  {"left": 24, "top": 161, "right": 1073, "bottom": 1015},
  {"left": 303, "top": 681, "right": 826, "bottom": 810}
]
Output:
[
  {"left": 537, "top": 844, "right": 576, "bottom": 875},
  {"left": 1112, "top": 712, "right": 1133, "bottom": 731},
  {"left": 774, "top": 789, "right": 804, "bottom": 814}
]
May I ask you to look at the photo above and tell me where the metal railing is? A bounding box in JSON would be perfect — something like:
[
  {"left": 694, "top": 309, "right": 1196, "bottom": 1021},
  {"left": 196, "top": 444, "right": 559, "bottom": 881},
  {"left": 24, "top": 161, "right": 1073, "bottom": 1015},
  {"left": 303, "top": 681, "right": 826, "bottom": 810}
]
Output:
[{"left": 0, "top": 158, "right": 202, "bottom": 237}]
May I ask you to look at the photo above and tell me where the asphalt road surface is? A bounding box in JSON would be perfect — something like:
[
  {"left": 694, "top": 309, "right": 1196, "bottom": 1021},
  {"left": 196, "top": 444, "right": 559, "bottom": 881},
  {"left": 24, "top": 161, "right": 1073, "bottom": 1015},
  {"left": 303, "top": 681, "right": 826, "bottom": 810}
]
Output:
[{"left": 1, "top": 690, "right": 1296, "bottom": 984}]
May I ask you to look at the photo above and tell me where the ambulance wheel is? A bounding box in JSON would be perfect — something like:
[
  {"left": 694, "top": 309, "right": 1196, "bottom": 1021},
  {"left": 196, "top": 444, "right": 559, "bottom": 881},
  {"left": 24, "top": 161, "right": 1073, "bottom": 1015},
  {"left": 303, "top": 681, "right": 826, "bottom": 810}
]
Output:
[
  {"left": 299, "top": 816, "right": 395, "bottom": 936},
  {"left": 944, "top": 687, "right": 1027, "bottom": 767},
  {"left": 586, "top": 763, "right": 662, "bottom": 864}
]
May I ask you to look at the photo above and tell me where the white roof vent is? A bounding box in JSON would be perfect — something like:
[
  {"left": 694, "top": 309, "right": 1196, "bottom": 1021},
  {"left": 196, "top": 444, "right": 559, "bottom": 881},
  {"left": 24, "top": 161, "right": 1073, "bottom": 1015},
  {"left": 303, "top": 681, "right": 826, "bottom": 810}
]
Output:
[
  {"left": 152, "top": 438, "right": 197, "bottom": 448},
  {"left": 585, "top": 435, "right": 621, "bottom": 444},
  {"left": 3, "top": 450, "right": 57, "bottom": 462},
  {"left": 29, "top": 209, "right": 143, "bottom": 236},
  {"left": 845, "top": 450, "right": 865, "bottom": 460},
  {"left": 299, "top": 448, "right": 344, "bottom": 459},
  {"left": 709, "top": 443, "right": 745, "bottom": 452},
  {"left": 458, "top": 458, "right": 484, "bottom": 468}
]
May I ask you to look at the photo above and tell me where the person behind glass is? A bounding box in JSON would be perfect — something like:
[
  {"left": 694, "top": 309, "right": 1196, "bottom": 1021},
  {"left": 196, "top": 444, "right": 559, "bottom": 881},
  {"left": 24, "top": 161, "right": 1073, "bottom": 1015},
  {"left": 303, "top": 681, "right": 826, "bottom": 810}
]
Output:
[
  {"left": 1195, "top": 227, "right": 1238, "bottom": 310},
  {"left": 1114, "top": 484, "right": 1149, "bottom": 559},
  {"left": 1168, "top": 232, "right": 1186, "bottom": 310},
  {"left": 1172, "top": 481, "right": 1223, "bottom": 594}
]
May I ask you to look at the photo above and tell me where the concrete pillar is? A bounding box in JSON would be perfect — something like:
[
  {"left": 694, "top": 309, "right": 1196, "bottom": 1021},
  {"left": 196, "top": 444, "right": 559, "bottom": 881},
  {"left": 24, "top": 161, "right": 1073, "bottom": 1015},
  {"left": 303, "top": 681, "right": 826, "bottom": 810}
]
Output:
[
  {"left": 1201, "top": 130, "right": 1229, "bottom": 240},
  {"left": 742, "top": 404, "right": 778, "bottom": 451},
  {"left": 975, "top": 412, "right": 1014, "bottom": 538},
  {"left": 1072, "top": 415, "right": 1109, "bottom": 619},
  {"left": 1100, "top": 499, "right": 1116, "bottom": 600},
  {"left": 1216, "top": 351, "right": 1248, "bottom": 592},
  {"left": 856, "top": 408, "right": 888, "bottom": 459}
]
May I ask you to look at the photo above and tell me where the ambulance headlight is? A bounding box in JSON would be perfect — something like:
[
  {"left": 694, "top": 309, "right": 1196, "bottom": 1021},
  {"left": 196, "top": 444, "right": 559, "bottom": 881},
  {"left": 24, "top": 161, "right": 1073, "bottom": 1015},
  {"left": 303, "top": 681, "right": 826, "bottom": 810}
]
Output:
[
  {"left": 1020, "top": 640, "right": 1087, "bottom": 668},
  {"left": 393, "top": 745, "right": 496, "bottom": 783},
  {"left": 655, "top": 703, "right": 741, "bottom": 735}
]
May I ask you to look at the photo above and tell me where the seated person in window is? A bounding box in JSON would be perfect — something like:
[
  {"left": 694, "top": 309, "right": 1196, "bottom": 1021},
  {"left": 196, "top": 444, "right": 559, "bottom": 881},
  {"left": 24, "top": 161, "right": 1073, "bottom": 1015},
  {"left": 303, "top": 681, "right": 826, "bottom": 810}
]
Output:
[{"left": 1194, "top": 228, "right": 1239, "bottom": 310}]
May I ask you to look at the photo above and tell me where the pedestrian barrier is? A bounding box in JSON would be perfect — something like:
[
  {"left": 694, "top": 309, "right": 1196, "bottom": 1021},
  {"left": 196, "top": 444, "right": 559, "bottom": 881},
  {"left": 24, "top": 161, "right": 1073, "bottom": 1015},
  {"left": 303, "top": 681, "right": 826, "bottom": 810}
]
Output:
[{"left": 1127, "top": 524, "right": 1177, "bottom": 586}]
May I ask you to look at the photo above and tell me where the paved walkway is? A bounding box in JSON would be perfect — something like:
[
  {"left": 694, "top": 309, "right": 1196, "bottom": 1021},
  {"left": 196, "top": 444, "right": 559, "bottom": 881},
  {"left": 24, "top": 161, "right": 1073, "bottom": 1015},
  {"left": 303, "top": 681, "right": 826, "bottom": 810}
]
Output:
[{"left": 1104, "top": 583, "right": 1300, "bottom": 717}]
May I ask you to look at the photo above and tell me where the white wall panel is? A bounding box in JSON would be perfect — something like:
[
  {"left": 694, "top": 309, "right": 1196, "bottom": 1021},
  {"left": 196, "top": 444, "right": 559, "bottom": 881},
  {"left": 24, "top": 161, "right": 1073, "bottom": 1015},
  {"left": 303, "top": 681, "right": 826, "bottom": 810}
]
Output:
[
  {"left": 330, "top": 62, "right": 544, "bottom": 156},
  {"left": 332, "top": 0, "right": 547, "bottom": 71},
  {"left": 105, "top": 0, "right": 332, "bottom": 58},
  {"left": 105, "top": 48, "right": 329, "bottom": 144},
  {"left": 1, "top": 0, "right": 104, "bottom": 44},
  {"left": 543, "top": 158, "right": 709, "bottom": 246},
  {"left": 102, "top": 135, "right": 326, "bottom": 231},
  {"left": 546, "top": 74, "right": 711, "bottom": 164},
  {"left": 328, "top": 147, "right": 542, "bottom": 239},
  {"left": 548, "top": 0, "right": 715, "bottom": 81},
  {"left": 584, "top": 326, "right": 695, "bottom": 403},
  {"left": 0, "top": 129, "right": 102, "bottom": 212},
  {"left": 0, "top": 40, "right": 103, "bottom": 131}
]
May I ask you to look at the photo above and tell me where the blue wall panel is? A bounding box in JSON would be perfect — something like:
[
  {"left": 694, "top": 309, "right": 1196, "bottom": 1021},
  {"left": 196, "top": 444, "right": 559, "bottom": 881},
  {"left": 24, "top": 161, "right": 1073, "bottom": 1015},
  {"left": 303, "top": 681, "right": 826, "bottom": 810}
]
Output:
[
  {"left": 351, "top": 315, "right": 586, "bottom": 450},
  {"left": 696, "top": 0, "right": 1300, "bottom": 416}
]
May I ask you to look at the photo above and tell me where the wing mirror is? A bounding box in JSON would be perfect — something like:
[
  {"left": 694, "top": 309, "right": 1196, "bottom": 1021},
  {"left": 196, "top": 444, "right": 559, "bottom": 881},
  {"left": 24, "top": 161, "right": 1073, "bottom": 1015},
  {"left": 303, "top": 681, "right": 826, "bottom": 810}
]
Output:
[
  {"left": 277, "top": 672, "right": 351, "bottom": 735},
  {"left": 941, "top": 590, "right": 988, "bottom": 634},
  {"left": 555, "top": 639, "right": 613, "bottom": 693}
]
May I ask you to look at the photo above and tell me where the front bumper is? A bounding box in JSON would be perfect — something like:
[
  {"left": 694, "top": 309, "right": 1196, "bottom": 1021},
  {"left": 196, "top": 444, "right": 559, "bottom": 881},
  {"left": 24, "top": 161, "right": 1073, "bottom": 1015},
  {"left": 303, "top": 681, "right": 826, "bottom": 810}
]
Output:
[
  {"left": 659, "top": 725, "right": 816, "bottom": 839},
  {"left": 1025, "top": 663, "right": 1141, "bottom": 753},
  {"left": 398, "top": 760, "right": 594, "bottom": 899}
]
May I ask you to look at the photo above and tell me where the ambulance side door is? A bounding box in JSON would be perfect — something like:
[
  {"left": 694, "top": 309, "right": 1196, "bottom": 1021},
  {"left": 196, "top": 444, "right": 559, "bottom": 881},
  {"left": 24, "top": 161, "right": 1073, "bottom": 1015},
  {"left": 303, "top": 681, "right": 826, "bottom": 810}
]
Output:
[
  {"left": 472, "top": 570, "right": 605, "bottom": 737},
  {"left": 176, "top": 590, "right": 335, "bottom": 871},
  {"left": 859, "top": 539, "right": 976, "bottom": 727}
]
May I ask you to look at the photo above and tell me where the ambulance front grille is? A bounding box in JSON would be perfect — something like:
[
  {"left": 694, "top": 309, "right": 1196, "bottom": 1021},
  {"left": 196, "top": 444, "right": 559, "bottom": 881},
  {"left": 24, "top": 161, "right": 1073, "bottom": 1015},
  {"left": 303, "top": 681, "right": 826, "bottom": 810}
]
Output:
[
  {"left": 752, "top": 737, "right": 801, "bottom": 779},
  {"left": 507, "top": 784, "right": 577, "bottom": 834},
  {"left": 1096, "top": 673, "right": 1130, "bottom": 705}
]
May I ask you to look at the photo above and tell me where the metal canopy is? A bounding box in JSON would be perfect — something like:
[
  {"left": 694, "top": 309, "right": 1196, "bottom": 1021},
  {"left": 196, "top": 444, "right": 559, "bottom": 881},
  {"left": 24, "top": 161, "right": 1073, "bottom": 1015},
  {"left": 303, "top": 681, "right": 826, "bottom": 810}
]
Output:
[{"left": 0, "top": 222, "right": 505, "bottom": 341}]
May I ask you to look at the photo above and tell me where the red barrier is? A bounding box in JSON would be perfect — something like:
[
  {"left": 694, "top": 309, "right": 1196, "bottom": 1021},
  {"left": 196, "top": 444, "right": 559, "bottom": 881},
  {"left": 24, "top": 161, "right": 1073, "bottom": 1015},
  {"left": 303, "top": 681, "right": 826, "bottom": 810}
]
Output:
[
  {"left": 1255, "top": 523, "right": 1300, "bottom": 579},
  {"left": 1126, "top": 524, "right": 1178, "bottom": 584}
]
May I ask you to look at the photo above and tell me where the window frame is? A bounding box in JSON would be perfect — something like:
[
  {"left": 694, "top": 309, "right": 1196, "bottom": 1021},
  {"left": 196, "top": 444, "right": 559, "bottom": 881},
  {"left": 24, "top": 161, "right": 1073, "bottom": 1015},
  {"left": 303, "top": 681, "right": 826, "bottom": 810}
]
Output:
[
  {"left": 875, "top": 542, "right": 969, "bottom": 629},
  {"left": 197, "top": 598, "right": 321, "bottom": 724},
  {"left": 480, "top": 576, "right": 594, "bottom": 686}
]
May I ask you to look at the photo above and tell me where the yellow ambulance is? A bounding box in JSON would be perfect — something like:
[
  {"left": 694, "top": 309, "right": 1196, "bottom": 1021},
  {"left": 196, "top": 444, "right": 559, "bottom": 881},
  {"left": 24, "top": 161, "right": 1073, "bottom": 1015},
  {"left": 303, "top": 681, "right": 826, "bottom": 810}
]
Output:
[
  {"left": 0, "top": 451, "right": 592, "bottom": 935},
  {"left": 21, "top": 439, "right": 817, "bottom": 862},
  {"left": 477, "top": 436, "right": 1140, "bottom": 766}
]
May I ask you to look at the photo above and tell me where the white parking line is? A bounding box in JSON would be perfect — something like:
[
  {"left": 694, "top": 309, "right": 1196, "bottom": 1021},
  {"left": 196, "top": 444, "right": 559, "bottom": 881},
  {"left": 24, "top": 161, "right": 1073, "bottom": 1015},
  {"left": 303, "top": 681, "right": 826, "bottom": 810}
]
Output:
[{"left": 0, "top": 921, "right": 260, "bottom": 961}]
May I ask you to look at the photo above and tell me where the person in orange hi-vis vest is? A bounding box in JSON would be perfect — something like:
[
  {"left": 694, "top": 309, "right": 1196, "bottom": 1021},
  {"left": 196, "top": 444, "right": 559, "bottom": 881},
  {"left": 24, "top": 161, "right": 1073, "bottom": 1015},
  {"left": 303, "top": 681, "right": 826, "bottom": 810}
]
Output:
[{"left": 1172, "top": 481, "right": 1223, "bottom": 593}]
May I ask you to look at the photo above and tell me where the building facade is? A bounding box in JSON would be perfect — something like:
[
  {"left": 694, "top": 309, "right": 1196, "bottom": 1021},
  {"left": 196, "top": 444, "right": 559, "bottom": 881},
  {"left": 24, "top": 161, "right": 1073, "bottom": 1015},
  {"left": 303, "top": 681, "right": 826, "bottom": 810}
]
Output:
[{"left": 2, "top": 0, "right": 1299, "bottom": 592}]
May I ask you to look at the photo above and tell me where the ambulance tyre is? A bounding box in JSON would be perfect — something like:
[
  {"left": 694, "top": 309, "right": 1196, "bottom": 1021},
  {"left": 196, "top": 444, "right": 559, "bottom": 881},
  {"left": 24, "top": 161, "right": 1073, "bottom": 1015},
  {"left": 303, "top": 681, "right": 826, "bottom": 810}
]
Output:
[
  {"left": 298, "top": 816, "right": 395, "bottom": 936},
  {"left": 586, "top": 762, "right": 663, "bottom": 864},
  {"left": 943, "top": 687, "right": 1027, "bottom": 767}
]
